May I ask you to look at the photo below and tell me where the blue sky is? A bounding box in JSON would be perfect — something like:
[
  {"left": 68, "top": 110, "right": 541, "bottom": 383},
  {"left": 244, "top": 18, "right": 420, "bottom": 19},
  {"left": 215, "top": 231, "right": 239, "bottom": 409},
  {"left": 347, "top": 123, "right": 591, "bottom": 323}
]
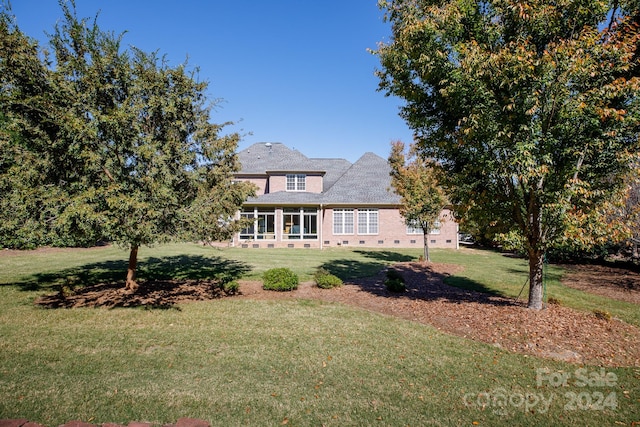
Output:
[{"left": 8, "top": 0, "right": 413, "bottom": 163}]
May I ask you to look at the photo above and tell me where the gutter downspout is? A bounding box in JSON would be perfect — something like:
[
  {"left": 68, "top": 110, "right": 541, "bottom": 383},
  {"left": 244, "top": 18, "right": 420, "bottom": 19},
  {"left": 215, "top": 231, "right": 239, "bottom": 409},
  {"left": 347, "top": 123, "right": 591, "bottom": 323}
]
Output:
[{"left": 319, "top": 203, "right": 323, "bottom": 250}]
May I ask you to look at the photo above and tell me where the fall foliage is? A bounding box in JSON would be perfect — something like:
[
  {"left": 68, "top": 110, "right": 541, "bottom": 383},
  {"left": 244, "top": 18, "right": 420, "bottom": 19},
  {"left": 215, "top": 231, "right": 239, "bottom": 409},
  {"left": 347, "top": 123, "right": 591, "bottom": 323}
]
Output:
[{"left": 375, "top": 0, "right": 640, "bottom": 309}]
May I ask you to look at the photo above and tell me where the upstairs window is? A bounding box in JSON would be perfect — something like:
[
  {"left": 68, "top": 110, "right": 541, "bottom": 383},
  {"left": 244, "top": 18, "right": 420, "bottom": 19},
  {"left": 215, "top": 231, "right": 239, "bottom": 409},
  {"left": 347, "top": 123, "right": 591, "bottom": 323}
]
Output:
[{"left": 286, "top": 174, "right": 306, "bottom": 191}]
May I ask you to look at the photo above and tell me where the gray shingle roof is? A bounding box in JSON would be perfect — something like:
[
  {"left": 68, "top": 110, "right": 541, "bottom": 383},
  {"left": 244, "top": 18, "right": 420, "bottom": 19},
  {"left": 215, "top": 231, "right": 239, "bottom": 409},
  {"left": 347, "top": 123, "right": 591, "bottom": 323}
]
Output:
[
  {"left": 245, "top": 191, "right": 323, "bottom": 205},
  {"left": 237, "top": 142, "right": 322, "bottom": 174},
  {"left": 310, "top": 158, "right": 351, "bottom": 192},
  {"left": 238, "top": 143, "right": 400, "bottom": 206},
  {"left": 322, "top": 152, "right": 401, "bottom": 205}
]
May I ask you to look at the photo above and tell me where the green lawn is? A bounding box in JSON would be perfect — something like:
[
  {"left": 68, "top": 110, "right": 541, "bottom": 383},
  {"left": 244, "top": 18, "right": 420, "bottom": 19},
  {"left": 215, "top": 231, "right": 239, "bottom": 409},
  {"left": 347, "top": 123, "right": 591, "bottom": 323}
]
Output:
[{"left": 0, "top": 243, "right": 638, "bottom": 426}]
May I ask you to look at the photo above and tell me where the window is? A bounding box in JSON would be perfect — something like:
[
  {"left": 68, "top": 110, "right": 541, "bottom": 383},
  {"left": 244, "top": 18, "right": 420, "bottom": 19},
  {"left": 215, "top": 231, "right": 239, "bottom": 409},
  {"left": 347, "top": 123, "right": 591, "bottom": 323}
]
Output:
[
  {"left": 283, "top": 208, "right": 317, "bottom": 239},
  {"left": 333, "top": 209, "right": 354, "bottom": 234},
  {"left": 431, "top": 220, "right": 441, "bottom": 235},
  {"left": 407, "top": 221, "right": 422, "bottom": 235},
  {"left": 406, "top": 220, "right": 441, "bottom": 235},
  {"left": 358, "top": 209, "right": 378, "bottom": 234},
  {"left": 239, "top": 208, "right": 275, "bottom": 240},
  {"left": 286, "top": 174, "right": 306, "bottom": 191}
]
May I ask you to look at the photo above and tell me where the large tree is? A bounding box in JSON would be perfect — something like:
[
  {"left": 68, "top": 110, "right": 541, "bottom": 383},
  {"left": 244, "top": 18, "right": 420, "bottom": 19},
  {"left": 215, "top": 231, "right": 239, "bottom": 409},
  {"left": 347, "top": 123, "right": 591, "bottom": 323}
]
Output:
[
  {"left": 375, "top": 0, "right": 640, "bottom": 309},
  {"left": 389, "top": 140, "right": 448, "bottom": 262},
  {"left": 1, "top": 2, "right": 255, "bottom": 290},
  {"left": 0, "top": 8, "right": 93, "bottom": 248}
]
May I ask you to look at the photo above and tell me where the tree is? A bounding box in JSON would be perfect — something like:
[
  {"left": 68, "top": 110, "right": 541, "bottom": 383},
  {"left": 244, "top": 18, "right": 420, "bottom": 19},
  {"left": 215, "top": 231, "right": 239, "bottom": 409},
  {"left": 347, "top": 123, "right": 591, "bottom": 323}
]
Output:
[
  {"left": 375, "top": 0, "right": 640, "bottom": 309},
  {"left": 388, "top": 140, "right": 447, "bottom": 262},
  {"left": 1, "top": 2, "right": 255, "bottom": 290}
]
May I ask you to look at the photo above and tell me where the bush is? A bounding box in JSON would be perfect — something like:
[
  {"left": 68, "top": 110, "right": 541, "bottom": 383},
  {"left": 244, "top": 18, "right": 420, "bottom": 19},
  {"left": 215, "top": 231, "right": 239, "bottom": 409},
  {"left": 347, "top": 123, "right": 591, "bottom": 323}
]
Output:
[
  {"left": 314, "top": 268, "right": 343, "bottom": 289},
  {"left": 384, "top": 268, "right": 406, "bottom": 292},
  {"left": 215, "top": 273, "right": 239, "bottom": 295},
  {"left": 222, "top": 280, "right": 239, "bottom": 294},
  {"left": 262, "top": 268, "right": 299, "bottom": 291}
]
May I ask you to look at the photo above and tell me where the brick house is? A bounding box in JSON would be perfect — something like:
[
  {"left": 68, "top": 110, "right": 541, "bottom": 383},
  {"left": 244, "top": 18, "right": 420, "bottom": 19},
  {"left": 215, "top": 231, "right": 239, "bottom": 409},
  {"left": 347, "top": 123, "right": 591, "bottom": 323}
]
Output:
[{"left": 232, "top": 142, "right": 458, "bottom": 249}]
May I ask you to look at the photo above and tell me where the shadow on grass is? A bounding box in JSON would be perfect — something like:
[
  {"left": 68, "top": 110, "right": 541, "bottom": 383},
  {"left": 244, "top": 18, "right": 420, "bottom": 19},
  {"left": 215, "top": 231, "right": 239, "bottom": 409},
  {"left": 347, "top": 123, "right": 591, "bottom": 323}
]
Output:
[
  {"left": 352, "top": 250, "right": 416, "bottom": 263},
  {"left": 13, "top": 255, "right": 252, "bottom": 309},
  {"left": 331, "top": 260, "right": 520, "bottom": 307},
  {"left": 320, "top": 259, "right": 387, "bottom": 280},
  {"left": 320, "top": 250, "right": 417, "bottom": 280}
]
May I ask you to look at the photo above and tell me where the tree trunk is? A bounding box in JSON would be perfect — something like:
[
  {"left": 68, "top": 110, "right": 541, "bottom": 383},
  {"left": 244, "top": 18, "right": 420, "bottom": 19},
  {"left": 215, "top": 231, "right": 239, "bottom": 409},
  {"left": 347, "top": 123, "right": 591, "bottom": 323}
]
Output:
[
  {"left": 527, "top": 249, "right": 545, "bottom": 310},
  {"left": 423, "top": 231, "right": 431, "bottom": 263},
  {"left": 125, "top": 245, "right": 139, "bottom": 293}
]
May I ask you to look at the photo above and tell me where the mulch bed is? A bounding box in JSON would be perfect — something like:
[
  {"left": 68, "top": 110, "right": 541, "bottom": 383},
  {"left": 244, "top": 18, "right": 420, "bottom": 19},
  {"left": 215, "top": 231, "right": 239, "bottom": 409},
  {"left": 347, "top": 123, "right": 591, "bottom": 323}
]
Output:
[
  {"left": 236, "top": 262, "right": 640, "bottom": 367},
  {"left": 33, "top": 260, "right": 640, "bottom": 367}
]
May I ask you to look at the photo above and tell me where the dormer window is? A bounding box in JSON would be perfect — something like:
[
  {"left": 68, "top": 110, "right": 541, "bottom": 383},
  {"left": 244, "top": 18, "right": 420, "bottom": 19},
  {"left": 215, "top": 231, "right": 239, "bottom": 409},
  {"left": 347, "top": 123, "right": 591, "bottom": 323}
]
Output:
[{"left": 286, "top": 174, "right": 306, "bottom": 191}]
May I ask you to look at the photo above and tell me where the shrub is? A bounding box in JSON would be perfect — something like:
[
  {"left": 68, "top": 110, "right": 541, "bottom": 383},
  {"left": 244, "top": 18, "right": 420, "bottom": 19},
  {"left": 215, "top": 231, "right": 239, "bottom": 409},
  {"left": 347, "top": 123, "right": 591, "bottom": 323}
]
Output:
[
  {"left": 222, "top": 280, "right": 239, "bottom": 294},
  {"left": 262, "top": 268, "right": 299, "bottom": 291},
  {"left": 314, "top": 268, "right": 343, "bottom": 289},
  {"left": 384, "top": 268, "right": 406, "bottom": 292}
]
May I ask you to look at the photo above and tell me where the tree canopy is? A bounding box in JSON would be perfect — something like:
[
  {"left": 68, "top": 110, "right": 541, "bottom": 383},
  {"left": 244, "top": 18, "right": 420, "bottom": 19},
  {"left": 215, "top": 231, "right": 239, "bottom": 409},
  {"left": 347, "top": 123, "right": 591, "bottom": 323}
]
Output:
[
  {"left": 375, "top": 0, "right": 640, "bottom": 309},
  {"left": 389, "top": 140, "right": 448, "bottom": 262},
  {"left": 0, "top": 2, "right": 255, "bottom": 290}
]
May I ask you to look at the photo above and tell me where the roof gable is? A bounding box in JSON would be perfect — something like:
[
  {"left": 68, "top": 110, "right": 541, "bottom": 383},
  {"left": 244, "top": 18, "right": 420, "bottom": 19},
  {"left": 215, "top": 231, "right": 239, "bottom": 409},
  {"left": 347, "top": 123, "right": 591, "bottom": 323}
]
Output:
[{"left": 323, "top": 152, "right": 400, "bottom": 205}]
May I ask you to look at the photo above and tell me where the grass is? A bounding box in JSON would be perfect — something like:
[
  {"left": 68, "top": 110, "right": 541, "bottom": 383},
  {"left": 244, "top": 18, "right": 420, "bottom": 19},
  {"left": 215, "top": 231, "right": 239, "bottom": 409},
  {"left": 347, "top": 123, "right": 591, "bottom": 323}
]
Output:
[
  {"left": 436, "top": 248, "right": 640, "bottom": 327},
  {"left": 0, "top": 243, "right": 639, "bottom": 426}
]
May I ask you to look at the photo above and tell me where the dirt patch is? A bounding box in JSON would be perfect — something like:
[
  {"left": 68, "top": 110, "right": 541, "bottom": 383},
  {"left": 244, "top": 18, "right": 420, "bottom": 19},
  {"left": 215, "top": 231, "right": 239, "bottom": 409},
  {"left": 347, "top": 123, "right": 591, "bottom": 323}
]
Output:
[{"left": 34, "top": 261, "right": 640, "bottom": 367}]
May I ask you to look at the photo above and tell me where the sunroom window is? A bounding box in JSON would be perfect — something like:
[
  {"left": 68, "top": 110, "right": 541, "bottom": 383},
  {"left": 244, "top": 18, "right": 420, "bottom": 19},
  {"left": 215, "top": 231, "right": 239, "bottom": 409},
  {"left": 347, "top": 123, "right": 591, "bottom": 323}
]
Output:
[
  {"left": 239, "top": 208, "right": 276, "bottom": 240},
  {"left": 283, "top": 208, "right": 317, "bottom": 239}
]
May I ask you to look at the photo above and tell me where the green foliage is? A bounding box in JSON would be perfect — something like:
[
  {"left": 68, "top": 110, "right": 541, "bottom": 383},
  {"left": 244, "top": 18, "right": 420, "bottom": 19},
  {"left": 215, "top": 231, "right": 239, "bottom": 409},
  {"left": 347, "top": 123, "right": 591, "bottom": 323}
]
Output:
[
  {"left": 0, "top": 4, "right": 255, "bottom": 284},
  {"left": 388, "top": 141, "right": 448, "bottom": 262},
  {"left": 494, "top": 230, "right": 526, "bottom": 254},
  {"left": 314, "top": 267, "right": 343, "bottom": 289},
  {"left": 384, "top": 268, "right": 406, "bottom": 292},
  {"left": 262, "top": 267, "right": 299, "bottom": 291},
  {"left": 215, "top": 272, "right": 240, "bottom": 295},
  {"left": 222, "top": 280, "right": 239, "bottom": 295},
  {"left": 375, "top": 0, "right": 640, "bottom": 308}
]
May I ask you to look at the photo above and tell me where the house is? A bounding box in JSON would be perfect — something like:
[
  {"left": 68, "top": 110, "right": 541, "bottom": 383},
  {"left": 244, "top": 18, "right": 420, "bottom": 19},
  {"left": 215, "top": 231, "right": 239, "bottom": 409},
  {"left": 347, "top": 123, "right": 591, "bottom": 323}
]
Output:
[{"left": 232, "top": 142, "right": 458, "bottom": 249}]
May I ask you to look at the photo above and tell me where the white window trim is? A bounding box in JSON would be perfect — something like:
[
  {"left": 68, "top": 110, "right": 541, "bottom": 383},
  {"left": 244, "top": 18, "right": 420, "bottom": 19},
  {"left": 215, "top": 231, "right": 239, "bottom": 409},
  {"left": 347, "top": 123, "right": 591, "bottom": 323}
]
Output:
[
  {"left": 286, "top": 174, "right": 306, "bottom": 191},
  {"left": 333, "top": 208, "right": 354, "bottom": 235},
  {"left": 282, "top": 207, "right": 318, "bottom": 240},
  {"left": 406, "top": 219, "right": 441, "bottom": 235},
  {"left": 357, "top": 208, "right": 379, "bottom": 235},
  {"left": 239, "top": 208, "right": 276, "bottom": 240}
]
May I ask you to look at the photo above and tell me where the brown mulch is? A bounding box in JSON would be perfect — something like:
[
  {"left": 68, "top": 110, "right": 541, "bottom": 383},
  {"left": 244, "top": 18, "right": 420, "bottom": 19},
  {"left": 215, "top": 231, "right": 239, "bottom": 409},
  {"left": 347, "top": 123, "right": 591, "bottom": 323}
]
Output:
[
  {"left": 559, "top": 263, "right": 640, "bottom": 304},
  {"left": 33, "top": 260, "right": 640, "bottom": 367},
  {"left": 235, "top": 262, "right": 640, "bottom": 367},
  {"left": 35, "top": 279, "right": 229, "bottom": 309}
]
